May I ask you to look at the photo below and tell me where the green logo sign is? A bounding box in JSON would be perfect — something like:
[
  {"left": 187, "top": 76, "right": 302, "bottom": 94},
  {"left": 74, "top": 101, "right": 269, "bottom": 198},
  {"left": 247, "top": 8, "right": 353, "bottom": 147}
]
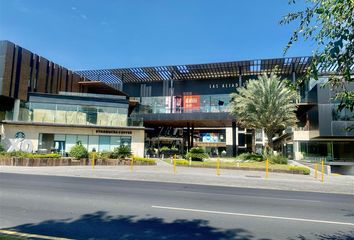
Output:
[{"left": 15, "top": 132, "right": 25, "bottom": 139}]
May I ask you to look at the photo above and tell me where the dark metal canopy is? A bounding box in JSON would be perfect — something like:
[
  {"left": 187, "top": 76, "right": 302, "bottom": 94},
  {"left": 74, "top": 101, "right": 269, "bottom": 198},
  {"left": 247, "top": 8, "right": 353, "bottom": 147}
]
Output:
[
  {"left": 76, "top": 56, "right": 315, "bottom": 85},
  {"left": 78, "top": 81, "right": 129, "bottom": 96}
]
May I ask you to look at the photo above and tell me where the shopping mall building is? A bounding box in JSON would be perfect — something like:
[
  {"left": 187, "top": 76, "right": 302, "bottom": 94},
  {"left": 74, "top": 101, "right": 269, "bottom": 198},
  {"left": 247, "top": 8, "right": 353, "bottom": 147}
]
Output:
[{"left": 0, "top": 40, "right": 353, "bottom": 172}]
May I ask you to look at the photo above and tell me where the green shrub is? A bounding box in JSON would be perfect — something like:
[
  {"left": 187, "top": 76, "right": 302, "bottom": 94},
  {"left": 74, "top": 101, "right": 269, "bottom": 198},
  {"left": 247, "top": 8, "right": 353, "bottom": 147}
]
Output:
[
  {"left": 69, "top": 141, "right": 89, "bottom": 159},
  {"left": 160, "top": 146, "right": 178, "bottom": 156},
  {"left": 111, "top": 145, "right": 132, "bottom": 159},
  {"left": 146, "top": 148, "right": 156, "bottom": 156},
  {"left": 236, "top": 153, "right": 263, "bottom": 162},
  {"left": 175, "top": 159, "right": 189, "bottom": 165},
  {"left": 0, "top": 151, "right": 61, "bottom": 158},
  {"left": 268, "top": 155, "right": 288, "bottom": 165},
  {"left": 160, "top": 146, "right": 170, "bottom": 153},
  {"left": 5, "top": 151, "right": 28, "bottom": 157},
  {"left": 133, "top": 157, "right": 156, "bottom": 164},
  {"left": 26, "top": 153, "right": 61, "bottom": 158},
  {"left": 90, "top": 151, "right": 111, "bottom": 160},
  {"left": 289, "top": 166, "right": 310, "bottom": 175},
  {"left": 170, "top": 147, "right": 178, "bottom": 153},
  {"left": 0, "top": 144, "right": 5, "bottom": 153},
  {"left": 185, "top": 147, "right": 208, "bottom": 161},
  {"left": 262, "top": 147, "right": 274, "bottom": 161}
]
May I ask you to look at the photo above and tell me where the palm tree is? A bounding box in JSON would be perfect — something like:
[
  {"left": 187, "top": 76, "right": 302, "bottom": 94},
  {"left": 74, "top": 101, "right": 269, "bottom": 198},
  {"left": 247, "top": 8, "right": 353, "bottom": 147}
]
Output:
[{"left": 230, "top": 73, "right": 299, "bottom": 151}]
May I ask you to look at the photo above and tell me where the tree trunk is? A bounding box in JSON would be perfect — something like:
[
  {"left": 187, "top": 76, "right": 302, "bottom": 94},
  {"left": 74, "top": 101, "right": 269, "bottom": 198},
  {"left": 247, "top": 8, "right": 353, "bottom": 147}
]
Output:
[
  {"left": 265, "top": 130, "right": 274, "bottom": 153},
  {"left": 251, "top": 129, "right": 256, "bottom": 153}
]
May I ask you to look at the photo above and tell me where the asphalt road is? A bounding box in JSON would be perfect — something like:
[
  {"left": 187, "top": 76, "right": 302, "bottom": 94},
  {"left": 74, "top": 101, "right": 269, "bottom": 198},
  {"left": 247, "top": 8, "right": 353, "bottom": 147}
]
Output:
[{"left": 0, "top": 172, "right": 353, "bottom": 240}]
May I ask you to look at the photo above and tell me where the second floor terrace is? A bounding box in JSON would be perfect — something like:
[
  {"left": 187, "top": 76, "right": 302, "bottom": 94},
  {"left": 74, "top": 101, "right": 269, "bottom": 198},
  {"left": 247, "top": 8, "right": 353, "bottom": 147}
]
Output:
[{"left": 2, "top": 92, "right": 143, "bottom": 127}]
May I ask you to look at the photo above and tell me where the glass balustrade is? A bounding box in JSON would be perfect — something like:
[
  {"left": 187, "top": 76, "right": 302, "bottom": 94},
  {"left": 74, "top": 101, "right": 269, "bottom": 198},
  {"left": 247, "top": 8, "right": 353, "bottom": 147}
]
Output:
[
  {"left": 133, "top": 94, "right": 232, "bottom": 114},
  {"left": 7, "top": 101, "right": 143, "bottom": 127}
]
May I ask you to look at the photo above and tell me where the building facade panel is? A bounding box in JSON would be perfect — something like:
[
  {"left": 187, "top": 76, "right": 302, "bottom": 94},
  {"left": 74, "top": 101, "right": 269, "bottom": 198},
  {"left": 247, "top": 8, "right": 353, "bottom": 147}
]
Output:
[
  {"left": 0, "top": 40, "right": 86, "bottom": 101},
  {"left": 18, "top": 48, "right": 31, "bottom": 100},
  {"left": 37, "top": 57, "right": 48, "bottom": 93}
]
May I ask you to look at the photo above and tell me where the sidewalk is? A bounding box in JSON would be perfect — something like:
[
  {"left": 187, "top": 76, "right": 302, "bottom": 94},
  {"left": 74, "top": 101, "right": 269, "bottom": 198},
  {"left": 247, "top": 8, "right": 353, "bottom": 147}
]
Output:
[{"left": 1, "top": 160, "right": 353, "bottom": 195}]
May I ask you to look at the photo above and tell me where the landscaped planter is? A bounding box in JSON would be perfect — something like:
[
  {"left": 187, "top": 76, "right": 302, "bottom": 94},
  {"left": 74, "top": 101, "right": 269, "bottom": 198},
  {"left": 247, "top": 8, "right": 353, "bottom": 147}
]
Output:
[
  {"left": 93, "top": 158, "right": 156, "bottom": 166},
  {"left": 177, "top": 164, "right": 309, "bottom": 175},
  {"left": 0, "top": 157, "right": 156, "bottom": 167}
]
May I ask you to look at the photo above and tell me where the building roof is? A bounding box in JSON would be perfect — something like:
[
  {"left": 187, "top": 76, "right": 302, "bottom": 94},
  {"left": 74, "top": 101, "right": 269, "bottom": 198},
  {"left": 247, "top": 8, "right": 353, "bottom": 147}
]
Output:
[
  {"left": 76, "top": 56, "right": 354, "bottom": 85},
  {"left": 78, "top": 81, "right": 129, "bottom": 96},
  {"left": 75, "top": 56, "right": 313, "bottom": 84}
]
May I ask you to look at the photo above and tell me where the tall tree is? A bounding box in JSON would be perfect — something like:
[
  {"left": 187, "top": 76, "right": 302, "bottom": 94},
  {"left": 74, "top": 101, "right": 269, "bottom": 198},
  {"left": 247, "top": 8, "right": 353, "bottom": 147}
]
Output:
[
  {"left": 280, "top": 0, "right": 354, "bottom": 123},
  {"left": 230, "top": 73, "right": 299, "bottom": 151}
]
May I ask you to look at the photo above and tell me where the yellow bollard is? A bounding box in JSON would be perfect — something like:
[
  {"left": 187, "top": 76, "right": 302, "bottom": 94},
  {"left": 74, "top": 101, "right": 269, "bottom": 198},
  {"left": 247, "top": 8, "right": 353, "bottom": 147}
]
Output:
[
  {"left": 173, "top": 154, "right": 176, "bottom": 174},
  {"left": 314, "top": 163, "right": 318, "bottom": 179},
  {"left": 321, "top": 160, "right": 324, "bottom": 182},
  {"left": 265, "top": 159, "right": 269, "bottom": 178},
  {"left": 130, "top": 155, "right": 134, "bottom": 172},
  {"left": 216, "top": 158, "right": 220, "bottom": 176},
  {"left": 92, "top": 152, "right": 96, "bottom": 169}
]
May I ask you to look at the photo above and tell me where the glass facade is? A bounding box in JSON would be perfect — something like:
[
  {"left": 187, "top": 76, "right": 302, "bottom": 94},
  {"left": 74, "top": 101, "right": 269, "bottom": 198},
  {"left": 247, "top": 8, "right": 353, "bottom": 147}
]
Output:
[
  {"left": 134, "top": 94, "right": 231, "bottom": 114},
  {"left": 300, "top": 141, "right": 354, "bottom": 162},
  {"left": 39, "top": 133, "right": 132, "bottom": 153},
  {"left": 332, "top": 104, "right": 354, "bottom": 121},
  {"left": 17, "top": 101, "right": 129, "bottom": 127}
]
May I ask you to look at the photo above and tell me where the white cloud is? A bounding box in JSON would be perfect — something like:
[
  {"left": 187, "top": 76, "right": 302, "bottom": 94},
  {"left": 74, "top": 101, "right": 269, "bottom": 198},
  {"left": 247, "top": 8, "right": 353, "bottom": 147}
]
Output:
[
  {"left": 71, "top": 6, "right": 77, "bottom": 11},
  {"left": 80, "top": 14, "right": 88, "bottom": 20}
]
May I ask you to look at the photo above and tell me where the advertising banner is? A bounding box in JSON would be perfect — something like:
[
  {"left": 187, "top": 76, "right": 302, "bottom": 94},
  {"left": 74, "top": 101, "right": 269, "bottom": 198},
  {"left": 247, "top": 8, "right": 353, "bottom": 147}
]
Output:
[
  {"left": 183, "top": 95, "right": 200, "bottom": 112},
  {"left": 201, "top": 133, "right": 219, "bottom": 143}
]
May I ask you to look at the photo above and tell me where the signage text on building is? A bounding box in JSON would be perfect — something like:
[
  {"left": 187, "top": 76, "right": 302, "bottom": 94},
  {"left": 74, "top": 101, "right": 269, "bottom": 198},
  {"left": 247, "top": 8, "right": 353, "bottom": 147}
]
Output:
[
  {"left": 96, "top": 130, "right": 132, "bottom": 135},
  {"left": 8, "top": 139, "right": 34, "bottom": 152}
]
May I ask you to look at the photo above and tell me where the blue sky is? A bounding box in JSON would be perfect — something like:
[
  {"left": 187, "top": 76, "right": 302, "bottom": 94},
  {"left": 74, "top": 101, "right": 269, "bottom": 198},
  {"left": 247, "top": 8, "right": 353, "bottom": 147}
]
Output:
[{"left": 0, "top": 0, "right": 314, "bottom": 70}]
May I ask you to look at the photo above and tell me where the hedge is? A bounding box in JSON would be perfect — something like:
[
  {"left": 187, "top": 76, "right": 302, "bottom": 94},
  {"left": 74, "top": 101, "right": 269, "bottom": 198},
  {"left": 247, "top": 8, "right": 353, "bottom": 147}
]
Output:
[
  {"left": 133, "top": 157, "right": 156, "bottom": 164},
  {"left": 288, "top": 166, "right": 310, "bottom": 175}
]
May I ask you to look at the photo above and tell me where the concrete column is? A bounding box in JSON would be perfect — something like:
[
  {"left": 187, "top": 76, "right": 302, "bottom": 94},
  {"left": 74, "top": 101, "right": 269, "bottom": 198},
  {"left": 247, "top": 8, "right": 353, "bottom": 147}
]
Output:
[
  {"left": 12, "top": 99, "right": 20, "bottom": 121},
  {"left": 293, "top": 141, "right": 301, "bottom": 160},
  {"left": 232, "top": 121, "right": 237, "bottom": 156},
  {"left": 292, "top": 63, "right": 296, "bottom": 84},
  {"left": 191, "top": 124, "right": 194, "bottom": 148},
  {"left": 170, "top": 72, "right": 174, "bottom": 113},
  {"left": 187, "top": 123, "right": 190, "bottom": 151},
  {"left": 238, "top": 66, "right": 242, "bottom": 88}
]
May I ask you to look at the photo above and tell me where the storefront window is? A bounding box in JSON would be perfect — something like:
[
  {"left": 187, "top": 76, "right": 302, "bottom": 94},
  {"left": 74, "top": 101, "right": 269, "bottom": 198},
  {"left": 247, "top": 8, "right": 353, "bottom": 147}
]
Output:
[
  {"left": 255, "top": 129, "right": 263, "bottom": 142},
  {"left": 88, "top": 136, "right": 99, "bottom": 152},
  {"left": 333, "top": 142, "right": 354, "bottom": 162},
  {"left": 99, "top": 136, "right": 110, "bottom": 152},
  {"left": 77, "top": 135, "right": 89, "bottom": 148},
  {"left": 110, "top": 137, "right": 121, "bottom": 151},
  {"left": 39, "top": 134, "right": 132, "bottom": 153},
  {"left": 121, "top": 137, "right": 132, "bottom": 146},
  {"left": 299, "top": 141, "right": 354, "bottom": 162},
  {"left": 65, "top": 135, "right": 78, "bottom": 152}
]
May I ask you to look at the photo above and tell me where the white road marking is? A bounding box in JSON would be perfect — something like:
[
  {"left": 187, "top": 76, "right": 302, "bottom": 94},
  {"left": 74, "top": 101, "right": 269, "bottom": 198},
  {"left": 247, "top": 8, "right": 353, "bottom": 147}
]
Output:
[{"left": 151, "top": 205, "right": 354, "bottom": 226}]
